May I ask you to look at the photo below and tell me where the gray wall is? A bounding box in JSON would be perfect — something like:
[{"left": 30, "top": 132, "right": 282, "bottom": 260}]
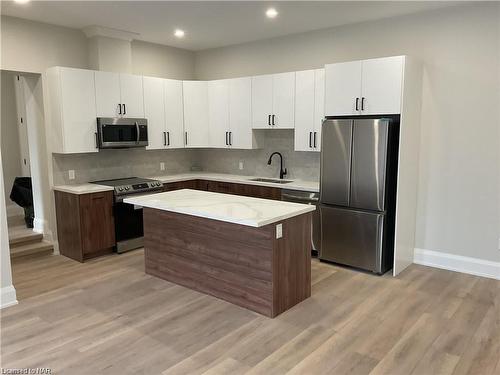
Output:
[{"left": 195, "top": 4, "right": 500, "bottom": 263}]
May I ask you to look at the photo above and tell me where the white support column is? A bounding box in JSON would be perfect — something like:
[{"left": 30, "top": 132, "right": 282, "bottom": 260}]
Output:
[{"left": 0, "top": 151, "right": 18, "bottom": 309}]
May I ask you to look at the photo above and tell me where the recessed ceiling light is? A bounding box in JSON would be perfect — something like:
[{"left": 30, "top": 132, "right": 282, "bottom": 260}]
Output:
[
  {"left": 14, "top": 0, "right": 30, "bottom": 3},
  {"left": 266, "top": 8, "right": 278, "bottom": 19},
  {"left": 174, "top": 29, "right": 185, "bottom": 38}
]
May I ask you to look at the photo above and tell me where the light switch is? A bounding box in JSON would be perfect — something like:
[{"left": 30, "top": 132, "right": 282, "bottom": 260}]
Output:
[
  {"left": 239, "top": 161, "right": 244, "bottom": 170},
  {"left": 276, "top": 223, "right": 283, "bottom": 239},
  {"left": 160, "top": 162, "right": 165, "bottom": 171},
  {"left": 68, "top": 170, "right": 75, "bottom": 180}
]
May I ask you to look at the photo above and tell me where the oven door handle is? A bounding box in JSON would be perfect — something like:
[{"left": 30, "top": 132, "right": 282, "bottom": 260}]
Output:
[{"left": 135, "top": 121, "right": 140, "bottom": 144}]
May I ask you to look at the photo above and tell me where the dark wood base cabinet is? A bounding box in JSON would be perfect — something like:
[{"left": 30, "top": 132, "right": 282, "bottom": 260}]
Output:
[
  {"left": 143, "top": 208, "right": 311, "bottom": 318},
  {"left": 163, "top": 179, "right": 281, "bottom": 200},
  {"left": 55, "top": 191, "right": 115, "bottom": 262}
]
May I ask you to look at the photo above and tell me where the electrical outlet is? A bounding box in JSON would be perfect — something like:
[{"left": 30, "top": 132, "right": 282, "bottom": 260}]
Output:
[
  {"left": 276, "top": 223, "right": 283, "bottom": 239},
  {"left": 68, "top": 170, "right": 75, "bottom": 180},
  {"left": 239, "top": 161, "right": 244, "bottom": 170},
  {"left": 160, "top": 162, "right": 165, "bottom": 171}
]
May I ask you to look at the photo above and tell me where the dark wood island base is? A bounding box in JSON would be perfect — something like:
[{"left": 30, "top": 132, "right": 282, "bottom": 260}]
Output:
[{"left": 143, "top": 208, "right": 312, "bottom": 318}]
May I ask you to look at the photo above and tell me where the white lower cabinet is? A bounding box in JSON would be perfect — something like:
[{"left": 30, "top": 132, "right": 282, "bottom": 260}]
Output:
[
  {"left": 46, "top": 67, "right": 98, "bottom": 154},
  {"left": 294, "top": 68, "right": 324, "bottom": 152},
  {"left": 183, "top": 81, "right": 209, "bottom": 148}
]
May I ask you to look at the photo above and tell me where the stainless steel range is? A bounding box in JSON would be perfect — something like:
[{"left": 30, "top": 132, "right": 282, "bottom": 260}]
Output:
[{"left": 91, "top": 177, "right": 163, "bottom": 253}]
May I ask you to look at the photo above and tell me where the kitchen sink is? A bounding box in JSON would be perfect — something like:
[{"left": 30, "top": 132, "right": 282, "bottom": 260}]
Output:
[{"left": 249, "top": 178, "right": 294, "bottom": 184}]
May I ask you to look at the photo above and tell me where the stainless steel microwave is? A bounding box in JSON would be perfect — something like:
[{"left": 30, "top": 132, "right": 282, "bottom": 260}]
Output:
[{"left": 96, "top": 118, "right": 148, "bottom": 149}]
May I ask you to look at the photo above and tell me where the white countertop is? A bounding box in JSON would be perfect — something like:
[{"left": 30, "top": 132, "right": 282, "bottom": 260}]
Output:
[
  {"left": 148, "top": 172, "right": 319, "bottom": 192},
  {"left": 52, "top": 183, "right": 114, "bottom": 195},
  {"left": 124, "top": 189, "right": 316, "bottom": 227},
  {"left": 53, "top": 172, "right": 319, "bottom": 195}
]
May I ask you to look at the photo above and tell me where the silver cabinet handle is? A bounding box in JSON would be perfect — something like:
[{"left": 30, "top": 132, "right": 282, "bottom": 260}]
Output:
[
  {"left": 361, "top": 97, "right": 365, "bottom": 111},
  {"left": 118, "top": 104, "right": 122, "bottom": 115},
  {"left": 185, "top": 131, "right": 188, "bottom": 145},
  {"left": 355, "top": 98, "right": 359, "bottom": 111},
  {"left": 135, "top": 121, "right": 139, "bottom": 143},
  {"left": 167, "top": 131, "right": 170, "bottom": 146},
  {"left": 163, "top": 131, "right": 167, "bottom": 146},
  {"left": 225, "top": 131, "right": 228, "bottom": 146},
  {"left": 309, "top": 132, "right": 312, "bottom": 148},
  {"left": 123, "top": 103, "right": 127, "bottom": 115},
  {"left": 313, "top": 132, "right": 317, "bottom": 148},
  {"left": 95, "top": 132, "right": 98, "bottom": 148},
  {"left": 229, "top": 132, "right": 232, "bottom": 146}
]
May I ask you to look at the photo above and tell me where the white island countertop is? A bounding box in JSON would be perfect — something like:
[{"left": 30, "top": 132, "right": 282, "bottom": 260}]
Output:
[{"left": 124, "top": 189, "right": 316, "bottom": 227}]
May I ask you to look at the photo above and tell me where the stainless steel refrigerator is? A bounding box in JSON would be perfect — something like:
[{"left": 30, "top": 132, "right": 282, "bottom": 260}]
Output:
[{"left": 319, "top": 116, "right": 400, "bottom": 274}]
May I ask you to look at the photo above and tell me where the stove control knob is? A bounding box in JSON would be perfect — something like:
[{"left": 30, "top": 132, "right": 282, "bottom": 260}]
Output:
[
  {"left": 118, "top": 187, "right": 124, "bottom": 191},
  {"left": 125, "top": 186, "right": 130, "bottom": 190}
]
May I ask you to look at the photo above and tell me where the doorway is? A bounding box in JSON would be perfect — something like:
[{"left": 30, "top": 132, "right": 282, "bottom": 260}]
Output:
[{"left": 0, "top": 70, "right": 53, "bottom": 259}]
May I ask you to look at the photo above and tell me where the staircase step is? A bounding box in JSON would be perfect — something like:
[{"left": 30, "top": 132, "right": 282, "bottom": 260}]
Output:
[
  {"left": 10, "top": 241, "right": 54, "bottom": 259},
  {"left": 9, "top": 232, "right": 44, "bottom": 247}
]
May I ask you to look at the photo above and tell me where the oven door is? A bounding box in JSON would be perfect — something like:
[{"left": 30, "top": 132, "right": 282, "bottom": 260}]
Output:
[
  {"left": 113, "top": 200, "right": 145, "bottom": 253},
  {"left": 97, "top": 117, "right": 148, "bottom": 149}
]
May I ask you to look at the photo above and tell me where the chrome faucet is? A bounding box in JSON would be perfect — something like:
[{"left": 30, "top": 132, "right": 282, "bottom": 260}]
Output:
[{"left": 267, "top": 152, "right": 287, "bottom": 179}]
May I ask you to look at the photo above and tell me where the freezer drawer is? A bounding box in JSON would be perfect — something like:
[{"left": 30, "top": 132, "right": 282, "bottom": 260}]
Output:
[{"left": 319, "top": 205, "right": 384, "bottom": 273}]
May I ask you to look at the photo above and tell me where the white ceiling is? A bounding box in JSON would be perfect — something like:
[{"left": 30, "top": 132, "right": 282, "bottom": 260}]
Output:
[{"left": 1, "top": 1, "right": 460, "bottom": 51}]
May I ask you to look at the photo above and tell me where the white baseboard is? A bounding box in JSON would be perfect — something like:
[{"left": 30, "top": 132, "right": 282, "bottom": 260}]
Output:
[
  {"left": 1, "top": 285, "right": 18, "bottom": 309},
  {"left": 414, "top": 248, "right": 500, "bottom": 280}
]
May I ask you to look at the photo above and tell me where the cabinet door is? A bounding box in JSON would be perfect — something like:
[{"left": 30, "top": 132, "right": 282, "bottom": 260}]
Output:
[
  {"left": 95, "top": 71, "right": 121, "bottom": 117},
  {"left": 361, "top": 56, "right": 404, "bottom": 115},
  {"left": 164, "top": 79, "right": 185, "bottom": 149},
  {"left": 229, "top": 77, "right": 253, "bottom": 149},
  {"left": 294, "top": 70, "right": 315, "bottom": 152},
  {"left": 208, "top": 79, "right": 230, "bottom": 148},
  {"left": 183, "top": 81, "right": 209, "bottom": 147},
  {"left": 143, "top": 76, "right": 165, "bottom": 150},
  {"left": 313, "top": 68, "right": 325, "bottom": 151},
  {"left": 272, "top": 72, "right": 295, "bottom": 129},
  {"left": 251, "top": 74, "right": 273, "bottom": 129},
  {"left": 119, "top": 73, "right": 144, "bottom": 117},
  {"left": 325, "top": 60, "right": 362, "bottom": 116},
  {"left": 59, "top": 68, "right": 98, "bottom": 153},
  {"left": 79, "top": 192, "right": 115, "bottom": 255}
]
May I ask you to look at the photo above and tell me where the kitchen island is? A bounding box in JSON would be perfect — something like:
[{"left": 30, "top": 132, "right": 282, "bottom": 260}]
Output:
[{"left": 124, "top": 189, "right": 315, "bottom": 318}]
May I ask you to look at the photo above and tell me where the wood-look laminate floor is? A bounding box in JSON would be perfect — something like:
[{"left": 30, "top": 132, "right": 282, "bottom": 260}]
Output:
[{"left": 2, "top": 250, "right": 499, "bottom": 375}]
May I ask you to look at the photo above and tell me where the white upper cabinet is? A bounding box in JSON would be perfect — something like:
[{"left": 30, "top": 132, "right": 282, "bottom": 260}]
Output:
[
  {"left": 143, "top": 76, "right": 165, "bottom": 150},
  {"left": 208, "top": 79, "right": 230, "bottom": 148},
  {"left": 119, "top": 74, "right": 144, "bottom": 117},
  {"left": 294, "top": 69, "right": 324, "bottom": 152},
  {"left": 46, "top": 67, "right": 98, "bottom": 154},
  {"left": 251, "top": 74, "right": 273, "bottom": 129},
  {"left": 229, "top": 77, "right": 254, "bottom": 149},
  {"left": 252, "top": 72, "right": 295, "bottom": 129},
  {"left": 95, "top": 71, "right": 144, "bottom": 118},
  {"left": 325, "top": 60, "right": 362, "bottom": 116},
  {"left": 325, "top": 56, "right": 404, "bottom": 116},
  {"left": 272, "top": 72, "right": 295, "bottom": 128},
  {"left": 208, "top": 77, "right": 254, "bottom": 149},
  {"left": 144, "top": 77, "right": 185, "bottom": 150},
  {"left": 95, "top": 71, "right": 121, "bottom": 118},
  {"left": 361, "top": 56, "right": 403, "bottom": 115},
  {"left": 164, "top": 79, "right": 185, "bottom": 149},
  {"left": 183, "top": 80, "right": 209, "bottom": 148}
]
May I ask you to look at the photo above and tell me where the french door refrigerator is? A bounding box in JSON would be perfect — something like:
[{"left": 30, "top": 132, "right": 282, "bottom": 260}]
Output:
[{"left": 319, "top": 116, "right": 400, "bottom": 274}]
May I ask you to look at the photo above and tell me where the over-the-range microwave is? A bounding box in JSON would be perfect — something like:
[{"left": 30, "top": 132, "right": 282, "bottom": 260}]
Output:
[{"left": 96, "top": 117, "right": 148, "bottom": 149}]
